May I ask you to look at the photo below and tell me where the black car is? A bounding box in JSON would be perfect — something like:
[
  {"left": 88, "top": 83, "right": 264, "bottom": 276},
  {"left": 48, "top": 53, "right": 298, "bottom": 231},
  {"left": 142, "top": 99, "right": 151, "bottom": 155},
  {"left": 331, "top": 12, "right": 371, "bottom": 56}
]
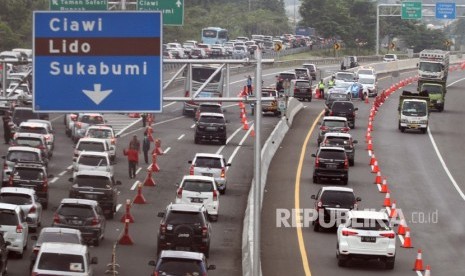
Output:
[
  {"left": 157, "top": 203, "right": 212, "bottom": 257},
  {"left": 312, "top": 146, "right": 349, "bottom": 185},
  {"left": 320, "top": 133, "right": 358, "bottom": 166},
  {"left": 52, "top": 198, "right": 106, "bottom": 246},
  {"left": 324, "top": 90, "right": 351, "bottom": 116},
  {"left": 68, "top": 170, "right": 121, "bottom": 219},
  {"left": 7, "top": 161, "right": 52, "bottom": 209},
  {"left": 195, "top": 103, "right": 223, "bottom": 121},
  {"left": 194, "top": 113, "right": 227, "bottom": 145},
  {"left": 148, "top": 250, "right": 215, "bottom": 275},
  {"left": 0, "top": 234, "right": 8, "bottom": 275},
  {"left": 311, "top": 186, "right": 361, "bottom": 232},
  {"left": 330, "top": 101, "right": 358, "bottom": 129},
  {"left": 292, "top": 79, "right": 312, "bottom": 102}
]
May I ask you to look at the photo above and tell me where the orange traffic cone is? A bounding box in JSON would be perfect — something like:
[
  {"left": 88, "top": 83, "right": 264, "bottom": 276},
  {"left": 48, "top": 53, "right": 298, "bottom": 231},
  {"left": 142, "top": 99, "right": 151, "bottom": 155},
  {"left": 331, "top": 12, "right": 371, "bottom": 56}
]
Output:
[
  {"left": 398, "top": 218, "right": 407, "bottom": 235},
  {"left": 380, "top": 178, "right": 389, "bottom": 193},
  {"left": 118, "top": 219, "right": 134, "bottom": 245},
  {"left": 374, "top": 171, "right": 382, "bottom": 184},
  {"left": 150, "top": 153, "right": 160, "bottom": 172},
  {"left": 383, "top": 191, "right": 391, "bottom": 207},
  {"left": 368, "top": 120, "right": 374, "bottom": 131},
  {"left": 241, "top": 112, "right": 247, "bottom": 124},
  {"left": 154, "top": 139, "right": 164, "bottom": 155},
  {"left": 413, "top": 249, "right": 424, "bottom": 271},
  {"left": 389, "top": 200, "right": 397, "bottom": 218},
  {"left": 365, "top": 130, "right": 371, "bottom": 143},
  {"left": 370, "top": 154, "right": 376, "bottom": 166},
  {"left": 367, "top": 139, "right": 373, "bottom": 151},
  {"left": 424, "top": 265, "right": 431, "bottom": 276},
  {"left": 239, "top": 101, "right": 245, "bottom": 109},
  {"left": 371, "top": 160, "right": 379, "bottom": 173},
  {"left": 315, "top": 88, "right": 320, "bottom": 99},
  {"left": 240, "top": 108, "right": 245, "bottom": 119},
  {"left": 402, "top": 228, "right": 413, "bottom": 248},
  {"left": 120, "top": 199, "right": 134, "bottom": 223},
  {"left": 243, "top": 120, "right": 250, "bottom": 130},
  {"left": 365, "top": 95, "right": 369, "bottom": 104},
  {"left": 143, "top": 169, "right": 156, "bottom": 187},
  {"left": 250, "top": 126, "right": 255, "bottom": 137},
  {"left": 133, "top": 183, "right": 146, "bottom": 204}
]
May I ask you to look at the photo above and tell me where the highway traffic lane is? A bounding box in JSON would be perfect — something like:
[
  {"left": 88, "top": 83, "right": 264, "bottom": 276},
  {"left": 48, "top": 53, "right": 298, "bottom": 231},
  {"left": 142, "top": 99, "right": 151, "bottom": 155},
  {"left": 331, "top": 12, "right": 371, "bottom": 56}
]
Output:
[{"left": 369, "top": 75, "right": 465, "bottom": 275}]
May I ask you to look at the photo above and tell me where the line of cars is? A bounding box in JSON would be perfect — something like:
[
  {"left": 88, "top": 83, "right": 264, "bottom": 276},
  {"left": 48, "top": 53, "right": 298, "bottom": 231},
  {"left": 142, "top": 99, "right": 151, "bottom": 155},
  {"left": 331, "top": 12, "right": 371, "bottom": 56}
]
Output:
[{"left": 310, "top": 89, "right": 397, "bottom": 269}]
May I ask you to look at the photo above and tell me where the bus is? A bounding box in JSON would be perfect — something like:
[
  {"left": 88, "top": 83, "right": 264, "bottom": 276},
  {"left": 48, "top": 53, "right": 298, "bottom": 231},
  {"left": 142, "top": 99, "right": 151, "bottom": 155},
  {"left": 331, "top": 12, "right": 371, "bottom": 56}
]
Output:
[
  {"left": 201, "top": 27, "right": 229, "bottom": 45},
  {"left": 183, "top": 64, "right": 225, "bottom": 115}
]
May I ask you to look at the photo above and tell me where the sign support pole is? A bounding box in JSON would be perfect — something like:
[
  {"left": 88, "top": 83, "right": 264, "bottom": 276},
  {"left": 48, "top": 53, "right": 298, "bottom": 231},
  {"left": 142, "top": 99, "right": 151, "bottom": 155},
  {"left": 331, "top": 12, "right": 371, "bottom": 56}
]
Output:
[{"left": 1, "top": 62, "right": 6, "bottom": 97}]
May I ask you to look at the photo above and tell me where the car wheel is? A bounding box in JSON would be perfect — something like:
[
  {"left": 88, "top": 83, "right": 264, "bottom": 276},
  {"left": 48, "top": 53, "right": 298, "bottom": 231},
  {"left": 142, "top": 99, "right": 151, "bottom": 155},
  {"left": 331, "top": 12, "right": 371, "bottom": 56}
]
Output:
[
  {"left": 400, "top": 126, "right": 405, "bottom": 133},
  {"left": 337, "top": 255, "right": 347, "bottom": 267},
  {"left": 342, "top": 178, "right": 348, "bottom": 185},
  {"left": 313, "top": 221, "right": 320, "bottom": 232},
  {"left": 385, "top": 256, "right": 395, "bottom": 270},
  {"left": 313, "top": 175, "right": 318, "bottom": 184},
  {"left": 194, "top": 136, "right": 200, "bottom": 144},
  {"left": 308, "top": 97, "right": 312, "bottom": 102},
  {"left": 107, "top": 209, "right": 114, "bottom": 219},
  {"left": 421, "top": 128, "right": 427, "bottom": 134},
  {"left": 209, "top": 214, "right": 218, "bottom": 222},
  {"left": 220, "top": 188, "right": 226, "bottom": 195},
  {"left": 349, "top": 159, "right": 354, "bottom": 166},
  {"left": 93, "top": 238, "right": 100, "bottom": 247}
]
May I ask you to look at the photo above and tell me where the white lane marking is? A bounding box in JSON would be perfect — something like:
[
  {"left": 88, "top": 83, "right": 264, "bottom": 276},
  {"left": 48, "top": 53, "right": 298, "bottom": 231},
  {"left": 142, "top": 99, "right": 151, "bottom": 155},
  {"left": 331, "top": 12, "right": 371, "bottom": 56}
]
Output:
[
  {"left": 398, "top": 235, "right": 405, "bottom": 245},
  {"left": 377, "top": 184, "right": 382, "bottom": 192},
  {"left": 67, "top": 165, "right": 73, "bottom": 170},
  {"left": 120, "top": 116, "right": 185, "bottom": 138},
  {"left": 50, "top": 177, "right": 59, "bottom": 184},
  {"left": 427, "top": 78, "right": 465, "bottom": 201},
  {"left": 416, "top": 271, "right": 423, "bottom": 276},
  {"left": 223, "top": 103, "right": 238, "bottom": 109},
  {"left": 130, "top": 181, "right": 140, "bottom": 190},
  {"left": 215, "top": 122, "right": 251, "bottom": 155},
  {"left": 50, "top": 115, "right": 63, "bottom": 122},
  {"left": 58, "top": 171, "right": 67, "bottom": 176},
  {"left": 190, "top": 124, "right": 196, "bottom": 128},
  {"left": 116, "top": 118, "right": 142, "bottom": 137},
  {"left": 163, "top": 102, "right": 176, "bottom": 108},
  {"left": 136, "top": 167, "right": 141, "bottom": 175},
  {"left": 226, "top": 124, "right": 254, "bottom": 171},
  {"left": 177, "top": 134, "right": 185, "bottom": 140},
  {"left": 116, "top": 204, "right": 122, "bottom": 212},
  {"left": 164, "top": 147, "right": 171, "bottom": 154}
]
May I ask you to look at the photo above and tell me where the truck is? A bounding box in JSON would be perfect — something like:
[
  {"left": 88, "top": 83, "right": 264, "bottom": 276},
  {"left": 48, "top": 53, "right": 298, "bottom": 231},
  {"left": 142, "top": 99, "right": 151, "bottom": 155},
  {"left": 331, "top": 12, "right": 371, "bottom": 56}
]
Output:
[
  {"left": 398, "top": 90, "right": 429, "bottom": 134},
  {"left": 417, "top": 80, "right": 446, "bottom": 112},
  {"left": 418, "top": 49, "right": 449, "bottom": 81}
]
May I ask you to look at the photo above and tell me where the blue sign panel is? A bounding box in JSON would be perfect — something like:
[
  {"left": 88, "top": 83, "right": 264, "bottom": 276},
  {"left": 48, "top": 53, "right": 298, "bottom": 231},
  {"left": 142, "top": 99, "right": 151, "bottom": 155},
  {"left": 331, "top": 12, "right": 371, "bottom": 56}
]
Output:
[
  {"left": 436, "top": 3, "right": 456, "bottom": 19},
  {"left": 33, "top": 12, "right": 163, "bottom": 112}
]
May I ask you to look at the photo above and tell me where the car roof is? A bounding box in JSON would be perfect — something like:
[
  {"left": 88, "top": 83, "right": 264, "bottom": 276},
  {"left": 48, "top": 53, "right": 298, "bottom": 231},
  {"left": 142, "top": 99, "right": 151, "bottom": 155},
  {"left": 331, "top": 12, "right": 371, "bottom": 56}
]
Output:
[
  {"left": 7, "top": 146, "right": 42, "bottom": 153},
  {"left": 78, "top": 151, "right": 109, "bottom": 157},
  {"left": 160, "top": 250, "right": 204, "bottom": 261},
  {"left": 77, "top": 138, "right": 107, "bottom": 143},
  {"left": 1, "top": 187, "right": 36, "bottom": 196},
  {"left": 199, "top": 112, "right": 225, "bottom": 118},
  {"left": 87, "top": 125, "right": 113, "bottom": 130},
  {"left": 168, "top": 203, "right": 204, "bottom": 213},
  {"left": 182, "top": 175, "right": 215, "bottom": 182},
  {"left": 348, "top": 210, "right": 389, "bottom": 220},
  {"left": 39, "top": 242, "right": 87, "bottom": 255},
  {"left": 322, "top": 116, "right": 348, "bottom": 121},
  {"left": 14, "top": 132, "right": 45, "bottom": 139},
  {"left": 194, "top": 153, "right": 224, "bottom": 159},
  {"left": 13, "top": 162, "right": 46, "bottom": 169},
  {"left": 74, "top": 170, "right": 111, "bottom": 178},
  {"left": 60, "top": 198, "right": 99, "bottom": 206},
  {"left": 18, "top": 122, "right": 47, "bottom": 128},
  {"left": 321, "top": 186, "right": 354, "bottom": 193},
  {"left": 318, "top": 146, "right": 346, "bottom": 152},
  {"left": 323, "top": 132, "right": 352, "bottom": 138},
  {"left": 40, "top": 227, "right": 82, "bottom": 235},
  {"left": 0, "top": 202, "right": 21, "bottom": 211}
]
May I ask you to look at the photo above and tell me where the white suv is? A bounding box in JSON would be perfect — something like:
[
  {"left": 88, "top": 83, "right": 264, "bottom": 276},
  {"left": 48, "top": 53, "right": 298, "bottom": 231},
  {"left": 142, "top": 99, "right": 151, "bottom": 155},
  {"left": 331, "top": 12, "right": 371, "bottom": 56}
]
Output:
[
  {"left": 0, "top": 187, "right": 43, "bottom": 231},
  {"left": 85, "top": 125, "right": 118, "bottom": 162},
  {"left": 189, "top": 153, "right": 231, "bottom": 194},
  {"left": 0, "top": 203, "right": 29, "bottom": 257},
  {"left": 336, "top": 210, "right": 396, "bottom": 269},
  {"left": 175, "top": 175, "right": 219, "bottom": 221},
  {"left": 73, "top": 151, "right": 114, "bottom": 178}
]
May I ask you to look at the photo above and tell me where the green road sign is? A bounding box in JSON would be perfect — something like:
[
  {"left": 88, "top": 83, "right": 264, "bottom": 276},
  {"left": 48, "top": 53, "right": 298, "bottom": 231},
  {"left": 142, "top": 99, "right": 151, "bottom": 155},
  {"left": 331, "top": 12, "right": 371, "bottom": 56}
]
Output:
[
  {"left": 137, "top": 0, "right": 184, "bottom": 26},
  {"left": 50, "top": 0, "right": 108, "bottom": 11},
  {"left": 401, "top": 1, "right": 422, "bottom": 19}
]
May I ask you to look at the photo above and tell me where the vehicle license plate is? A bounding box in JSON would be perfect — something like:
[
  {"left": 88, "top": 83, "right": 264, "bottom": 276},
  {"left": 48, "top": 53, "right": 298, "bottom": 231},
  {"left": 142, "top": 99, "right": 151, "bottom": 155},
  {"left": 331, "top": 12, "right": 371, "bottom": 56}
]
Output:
[
  {"left": 408, "top": 124, "right": 418, "bottom": 129},
  {"left": 84, "top": 194, "right": 98, "bottom": 200},
  {"left": 327, "top": 164, "right": 337, "bottom": 169},
  {"left": 191, "top": 198, "right": 203, "bottom": 203},
  {"left": 361, "top": 236, "right": 376, "bottom": 243},
  {"left": 202, "top": 173, "right": 213, "bottom": 177},
  {"left": 206, "top": 127, "right": 216, "bottom": 131},
  {"left": 71, "top": 220, "right": 83, "bottom": 225}
]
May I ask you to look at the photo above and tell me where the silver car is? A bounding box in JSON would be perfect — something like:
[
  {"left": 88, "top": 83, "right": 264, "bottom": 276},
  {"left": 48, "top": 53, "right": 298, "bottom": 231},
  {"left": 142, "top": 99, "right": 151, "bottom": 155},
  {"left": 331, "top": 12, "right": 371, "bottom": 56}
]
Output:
[
  {"left": 188, "top": 153, "right": 230, "bottom": 194},
  {"left": 0, "top": 187, "right": 42, "bottom": 231}
]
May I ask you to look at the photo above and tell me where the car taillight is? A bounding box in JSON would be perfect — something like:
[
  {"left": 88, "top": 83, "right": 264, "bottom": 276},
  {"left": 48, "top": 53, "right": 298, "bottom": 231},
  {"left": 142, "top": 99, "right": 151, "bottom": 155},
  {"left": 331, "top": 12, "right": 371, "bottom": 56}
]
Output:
[
  {"left": 184, "top": 90, "right": 190, "bottom": 97},
  {"left": 342, "top": 127, "right": 350, "bottom": 132},
  {"left": 33, "top": 247, "right": 39, "bottom": 256},
  {"left": 315, "top": 157, "right": 320, "bottom": 168},
  {"left": 213, "top": 190, "right": 218, "bottom": 201},
  {"left": 352, "top": 111, "right": 356, "bottom": 117},
  {"left": 29, "top": 205, "right": 36, "bottom": 214},
  {"left": 16, "top": 224, "right": 23, "bottom": 233},
  {"left": 76, "top": 122, "right": 82, "bottom": 129},
  {"left": 221, "top": 168, "right": 225, "bottom": 178},
  {"left": 153, "top": 272, "right": 159, "bottom": 276},
  {"left": 380, "top": 233, "right": 395, "bottom": 239},
  {"left": 202, "top": 226, "right": 208, "bottom": 238},
  {"left": 176, "top": 188, "right": 183, "bottom": 199},
  {"left": 342, "top": 230, "right": 358, "bottom": 236},
  {"left": 53, "top": 214, "right": 60, "bottom": 224},
  {"left": 320, "top": 126, "right": 328, "bottom": 131},
  {"left": 43, "top": 177, "right": 48, "bottom": 192},
  {"left": 31, "top": 272, "right": 38, "bottom": 276},
  {"left": 160, "top": 223, "right": 166, "bottom": 235},
  {"left": 91, "top": 217, "right": 100, "bottom": 226},
  {"left": 294, "top": 88, "right": 299, "bottom": 93},
  {"left": 344, "top": 158, "right": 349, "bottom": 169},
  {"left": 8, "top": 175, "right": 13, "bottom": 186},
  {"left": 330, "top": 111, "right": 334, "bottom": 116},
  {"left": 189, "top": 165, "right": 194, "bottom": 175},
  {"left": 316, "top": 201, "right": 323, "bottom": 210},
  {"left": 111, "top": 138, "right": 116, "bottom": 145}
]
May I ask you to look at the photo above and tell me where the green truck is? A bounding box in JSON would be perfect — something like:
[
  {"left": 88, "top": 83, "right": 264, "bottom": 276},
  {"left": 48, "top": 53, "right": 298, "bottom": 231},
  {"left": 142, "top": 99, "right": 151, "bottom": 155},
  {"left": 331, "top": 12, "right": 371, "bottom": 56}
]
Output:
[{"left": 417, "top": 80, "right": 446, "bottom": 112}]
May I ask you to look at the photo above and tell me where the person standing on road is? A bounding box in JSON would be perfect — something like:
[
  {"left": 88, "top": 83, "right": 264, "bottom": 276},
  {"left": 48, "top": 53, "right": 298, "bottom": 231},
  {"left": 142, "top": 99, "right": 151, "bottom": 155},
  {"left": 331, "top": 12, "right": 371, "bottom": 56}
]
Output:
[
  {"left": 141, "top": 113, "right": 147, "bottom": 127},
  {"left": 124, "top": 147, "right": 139, "bottom": 179},
  {"left": 246, "top": 75, "right": 253, "bottom": 95},
  {"left": 2, "top": 112, "right": 11, "bottom": 144},
  {"left": 142, "top": 131, "right": 151, "bottom": 164},
  {"left": 318, "top": 79, "right": 325, "bottom": 99},
  {"left": 129, "top": 135, "right": 141, "bottom": 153}
]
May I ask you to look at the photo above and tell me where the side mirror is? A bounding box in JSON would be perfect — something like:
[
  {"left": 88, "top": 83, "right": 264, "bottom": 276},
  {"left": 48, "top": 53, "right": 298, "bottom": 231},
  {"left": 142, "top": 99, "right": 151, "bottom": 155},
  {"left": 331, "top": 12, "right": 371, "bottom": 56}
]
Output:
[
  {"left": 227, "top": 163, "right": 231, "bottom": 167},
  {"left": 188, "top": 160, "right": 192, "bottom": 164},
  {"left": 353, "top": 140, "right": 358, "bottom": 144},
  {"left": 311, "top": 153, "right": 316, "bottom": 158},
  {"left": 91, "top": 257, "right": 98, "bottom": 264},
  {"left": 5, "top": 241, "right": 11, "bottom": 246},
  {"left": 68, "top": 177, "right": 74, "bottom": 182},
  {"left": 157, "top": 212, "right": 165, "bottom": 218},
  {"left": 115, "top": 181, "right": 122, "bottom": 186},
  {"left": 310, "top": 195, "right": 316, "bottom": 200},
  {"left": 5, "top": 171, "right": 10, "bottom": 175},
  {"left": 30, "top": 235, "right": 38, "bottom": 241},
  {"left": 148, "top": 260, "right": 157, "bottom": 266},
  {"left": 48, "top": 174, "right": 54, "bottom": 178},
  {"left": 356, "top": 197, "right": 362, "bottom": 202},
  {"left": 354, "top": 107, "right": 359, "bottom": 111},
  {"left": 207, "top": 265, "right": 216, "bottom": 270}
]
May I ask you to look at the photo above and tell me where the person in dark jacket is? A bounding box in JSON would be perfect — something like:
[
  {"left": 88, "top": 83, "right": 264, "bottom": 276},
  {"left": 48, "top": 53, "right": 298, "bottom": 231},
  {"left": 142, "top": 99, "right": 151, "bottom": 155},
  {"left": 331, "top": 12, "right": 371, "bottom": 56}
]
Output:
[
  {"left": 142, "top": 131, "right": 151, "bottom": 164},
  {"left": 2, "top": 112, "right": 11, "bottom": 144}
]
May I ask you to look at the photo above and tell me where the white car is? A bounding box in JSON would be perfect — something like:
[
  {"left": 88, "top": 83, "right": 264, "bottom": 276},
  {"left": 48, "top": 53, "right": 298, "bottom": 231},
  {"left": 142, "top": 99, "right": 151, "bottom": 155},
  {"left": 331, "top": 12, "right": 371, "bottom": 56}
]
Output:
[
  {"left": 0, "top": 187, "right": 43, "bottom": 231},
  {"left": 73, "top": 138, "right": 111, "bottom": 163},
  {"left": 356, "top": 66, "right": 376, "bottom": 78},
  {"left": 84, "top": 125, "right": 118, "bottom": 162},
  {"left": 71, "top": 113, "right": 105, "bottom": 143},
  {"left": 175, "top": 175, "right": 219, "bottom": 221},
  {"left": 0, "top": 203, "right": 29, "bottom": 257},
  {"left": 73, "top": 151, "right": 114, "bottom": 178},
  {"left": 188, "top": 153, "right": 231, "bottom": 194},
  {"left": 15, "top": 121, "right": 55, "bottom": 152},
  {"left": 358, "top": 75, "right": 378, "bottom": 97},
  {"left": 383, "top": 54, "right": 398, "bottom": 62},
  {"left": 337, "top": 210, "right": 396, "bottom": 269}
]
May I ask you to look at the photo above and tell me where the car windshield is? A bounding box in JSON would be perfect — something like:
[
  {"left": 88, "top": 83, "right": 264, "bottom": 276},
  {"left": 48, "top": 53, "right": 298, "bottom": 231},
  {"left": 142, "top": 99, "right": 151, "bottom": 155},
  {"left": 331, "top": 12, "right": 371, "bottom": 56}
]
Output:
[
  {"left": 87, "top": 129, "right": 112, "bottom": 139},
  {"left": 38, "top": 252, "right": 85, "bottom": 272},
  {"left": 323, "top": 137, "right": 350, "bottom": 147},
  {"left": 332, "top": 102, "right": 354, "bottom": 112},
  {"left": 58, "top": 204, "right": 94, "bottom": 218},
  {"left": 318, "top": 149, "right": 346, "bottom": 159},
  {"left": 182, "top": 180, "right": 214, "bottom": 192},
  {"left": 402, "top": 102, "right": 427, "bottom": 116},
  {"left": 323, "top": 120, "right": 346, "bottom": 128},
  {"left": 0, "top": 210, "right": 17, "bottom": 225},
  {"left": 335, "top": 82, "right": 351, "bottom": 89},
  {"left": 7, "top": 151, "right": 39, "bottom": 162},
  {"left": 18, "top": 126, "right": 47, "bottom": 135},
  {"left": 423, "top": 86, "right": 442, "bottom": 95},
  {"left": 348, "top": 218, "right": 391, "bottom": 231},
  {"left": 0, "top": 193, "right": 32, "bottom": 205},
  {"left": 419, "top": 62, "right": 442, "bottom": 72},
  {"left": 296, "top": 82, "right": 310, "bottom": 88},
  {"left": 357, "top": 69, "right": 373, "bottom": 75},
  {"left": 358, "top": 78, "right": 375, "bottom": 85},
  {"left": 77, "top": 142, "right": 104, "bottom": 152},
  {"left": 79, "top": 115, "right": 103, "bottom": 124},
  {"left": 75, "top": 175, "right": 111, "bottom": 189},
  {"left": 158, "top": 258, "right": 202, "bottom": 275},
  {"left": 14, "top": 138, "right": 43, "bottom": 147},
  {"left": 38, "top": 232, "right": 81, "bottom": 245},
  {"left": 78, "top": 155, "right": 108, "bottom": 166},
  {"left": 199, "top": 116, "right": 224, "bottom": 124},
  {"left": 321, "top": 191, "right": 355, "bottom": 208},
  {"left": 166, "top": 211, "right": 203, "bottom": 225},
  {"left": 195, "top": 157, "right": 222, "bottom": 168},
  {"left": 328, "top": 93, "right": 349, "bottom": 102},
  {"left": 279, "top": 73, "right": 296, "bottom": 80},
  {"left": 336, "top": 73, "right": 355, "bottom": 81},
  {"left": 385, "top": 55, "right": 395, "bottom": 59},
  {"left": 13, "top": 167, "right": 44, "bottom": 180}
]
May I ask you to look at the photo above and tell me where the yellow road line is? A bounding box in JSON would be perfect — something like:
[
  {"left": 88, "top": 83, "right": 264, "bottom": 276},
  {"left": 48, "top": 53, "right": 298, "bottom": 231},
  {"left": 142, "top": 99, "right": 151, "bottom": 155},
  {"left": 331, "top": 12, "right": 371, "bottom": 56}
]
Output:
[{"left": 295, "top": 110, "right": 325, "bottom": 276}]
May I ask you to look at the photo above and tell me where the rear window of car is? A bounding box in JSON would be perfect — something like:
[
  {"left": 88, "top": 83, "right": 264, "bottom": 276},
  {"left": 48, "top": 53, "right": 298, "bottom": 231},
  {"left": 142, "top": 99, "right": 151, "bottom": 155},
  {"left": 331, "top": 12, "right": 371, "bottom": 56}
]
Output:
[
  {"left": 0, "top": 193, "right": 32, "bottom": 205},
  {"left": 58, "top": 204, "right": 94, "bottom": 218},
  {"left": 38, "top": 252, "right": 85, "bottom": 272},
  {"left": 79, "top": 115, "right": 104, "bottom": 125},
  {"left": 336, "top": 73, "right": 355, "bottom": 81},
  {"left": 0, "top": 210, "right": 18, "bottom": 225},
  {"left": 322, "top": 120, "right": 346, "bottom": 128},
  {"left": 279, "top": 73, "right": 296, "bottom": 80},
  {"left": 331, "top": 102, "right": 354, "bottom": 112},
  {"left": 324, "top": 137, "right": 350, "bottom": 147},
  {"left": 182, "top": 180, "right": 214, "bottom": 192},
  {"left": 7, "top": 151, "right": 40, "bottom": 162},
  {"left": 75, "top": 175, "right": 111, "bottom": 189},
  {"left": 86, "top": 129, "right": 112, "bottom": 139},
  {"left": 18, "top": 126, "right": 47, "bottom": 135},
  {"left": 321, "top": 191, "right": 355, "bottom": 207},
  {"left": 78, "top": 155, "right": 108, "bottom": 166},
  {"left": 194, "top": 157, "right": 222, "bottom": 168},
  {"left": 13, "top": 167, "right": 44, "bottom": 180},
  {"left": 318, "top": 149, "right": 346, "bottom": 159},
  {"left": 14, "top": 137, "right": 43, "bottom": 147},
  {"left": 157, "top": 258, "right": 202, "bottom": 275},
  {"left": 328, "top": 93, "right": 349, "bottom": 102},
  {"left": 199, "top": 106, "right": 222, "bottom": 114},
  {"left": 166, "top": 211, "right": 203, "bottom": 224},
  {"left": 199, "top": 116, "right": 225, "bottom": 124},
  {"left": 295, "top": 81, "right": 310, "bottom": 88},
  {"left": 358, "top": 69, "right": 373, "bottom": 75},
  {"left": 77, "top": 142, "right": 105, "bottom": 152},
  {"left": 303, "top": 65, "right": 315, "bottom": 71},
  {"left": 348, "top": 218, "right": 391, "bottom": 231},
  {"left": 38, "top": 232, "right": 81, "bottom": 245}
]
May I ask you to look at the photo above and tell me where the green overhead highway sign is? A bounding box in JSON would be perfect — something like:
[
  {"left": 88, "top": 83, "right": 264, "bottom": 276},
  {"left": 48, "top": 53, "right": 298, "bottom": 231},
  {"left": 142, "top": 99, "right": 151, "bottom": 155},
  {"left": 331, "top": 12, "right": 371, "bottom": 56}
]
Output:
[
  {"left": 401, "top": 1, "right": 422, "bottom": 19},
  {"left": 49, "top": 0, "right": 108, "bottom": 11},
  {"left": 137, "top": 0, "right": 184, "bottom": 26}
]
